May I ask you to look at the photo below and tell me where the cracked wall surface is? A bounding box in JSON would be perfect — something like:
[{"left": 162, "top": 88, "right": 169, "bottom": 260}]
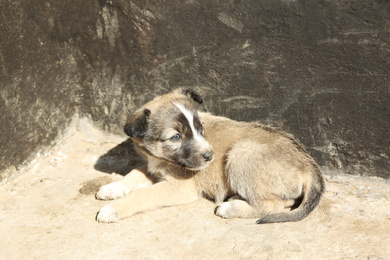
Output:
[{"left": 0, "top": 0, "right": 389, "bottom": 182}]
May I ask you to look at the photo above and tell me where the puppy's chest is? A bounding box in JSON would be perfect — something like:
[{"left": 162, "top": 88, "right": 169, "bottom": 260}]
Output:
[{"left": 193, "top": 160, "right": 230, "bottom": 204}]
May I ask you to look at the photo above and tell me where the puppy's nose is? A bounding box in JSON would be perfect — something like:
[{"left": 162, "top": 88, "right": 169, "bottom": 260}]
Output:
[{"left": 201, "top": 150, "right": 214, "bottom": 161}]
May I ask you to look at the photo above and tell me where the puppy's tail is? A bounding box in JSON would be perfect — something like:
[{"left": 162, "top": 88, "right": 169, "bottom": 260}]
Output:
[{"left": 256, "top": 167, "right": 325, "bottom": 224}]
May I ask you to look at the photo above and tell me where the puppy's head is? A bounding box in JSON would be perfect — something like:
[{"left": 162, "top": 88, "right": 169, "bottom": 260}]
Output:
[{"left": 124, "top": 88, "right": 214, "bottom": 171}]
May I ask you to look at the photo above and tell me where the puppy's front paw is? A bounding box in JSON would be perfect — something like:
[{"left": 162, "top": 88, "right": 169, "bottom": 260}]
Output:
[
  {"left": 96, "top": 181, "right": 130, "bottom": 200},
  {"left": 96, "top": 205, "right": 119, "bottom": 223}
]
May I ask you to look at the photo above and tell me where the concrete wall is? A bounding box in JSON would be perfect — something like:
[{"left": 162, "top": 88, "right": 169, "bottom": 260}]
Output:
[{"left": 1, "top": 0, "right": 389, "bottom": 182}]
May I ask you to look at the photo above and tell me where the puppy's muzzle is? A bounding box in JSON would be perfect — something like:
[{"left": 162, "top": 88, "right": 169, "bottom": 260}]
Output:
[{"left": 201, "top": 150, "right": 214, "bottom": 162}]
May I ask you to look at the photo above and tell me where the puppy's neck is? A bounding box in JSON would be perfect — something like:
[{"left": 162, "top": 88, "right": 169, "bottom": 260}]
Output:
[{"left": 147, "top": 156, "right": 164, "bottom": 174}]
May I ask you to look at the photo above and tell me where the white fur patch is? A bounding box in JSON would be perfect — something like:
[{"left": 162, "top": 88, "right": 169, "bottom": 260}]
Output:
[
  {"left": 96, "top": 181, "right": 130, "bottom": 200},
  {"left": 96, "top": 205, "right": 119, "bottom": 223},
  {"left": 174, "top": 103, "right": 203, "bottom": 142},
  {"left": 215, "top": 202, "right": 233, "bottom": 219}
]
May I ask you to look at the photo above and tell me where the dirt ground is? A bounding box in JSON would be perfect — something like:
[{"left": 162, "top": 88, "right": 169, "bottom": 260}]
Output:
[{"left": 1, "top": 118, "right": 389, "bottom": 260}]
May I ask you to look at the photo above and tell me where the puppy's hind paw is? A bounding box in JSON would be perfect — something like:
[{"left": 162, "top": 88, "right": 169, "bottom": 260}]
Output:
[
  {"left": 215, "top": 201, "right": 235, "bottom": 219},
  {"left": 215, "top": 200, "right": 254, "bottom": 219},
  {"left": 96, "top": 205, "right": 119, "bottom": 223},
  {"left": 95, "top": 181, "right": 130, "bottom": 200}
]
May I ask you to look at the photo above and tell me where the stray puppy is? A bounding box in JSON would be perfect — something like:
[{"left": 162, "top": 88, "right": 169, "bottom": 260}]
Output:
[{"left": 96, "top": 88, "right": 324, "bottom": 224}]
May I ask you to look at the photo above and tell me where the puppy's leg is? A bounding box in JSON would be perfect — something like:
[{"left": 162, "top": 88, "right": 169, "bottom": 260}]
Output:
[
  {"left": 96, "top": 165, "right": 153, "bottom": 200},
  {"left": 96, "top": 179, "right": 199, "bottom": 223},
  {"left": 215, "top": 197, "right": 292, "bottom": 219}
]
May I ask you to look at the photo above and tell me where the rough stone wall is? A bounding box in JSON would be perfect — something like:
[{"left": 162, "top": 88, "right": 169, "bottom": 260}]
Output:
[
  {"left": 1, "top": 0, "right": 389, "bottom": 182},
  {"left": 0, "top": 1, "right": 82, "bottom": 181}
]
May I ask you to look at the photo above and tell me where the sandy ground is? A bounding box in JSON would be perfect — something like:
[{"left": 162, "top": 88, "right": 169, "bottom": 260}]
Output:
[{"left": 1, "top": 118, "right": 389, "bottom": 260}]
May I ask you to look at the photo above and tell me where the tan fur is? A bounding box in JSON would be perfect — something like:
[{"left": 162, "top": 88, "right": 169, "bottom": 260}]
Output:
[{"left": 96, "top": 88, "right": 324, "bottom": 224}]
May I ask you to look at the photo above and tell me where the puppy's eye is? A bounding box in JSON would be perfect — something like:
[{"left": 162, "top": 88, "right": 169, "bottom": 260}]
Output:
[{"left": 170, "top": 133, "right": 182, "bottom": 142}]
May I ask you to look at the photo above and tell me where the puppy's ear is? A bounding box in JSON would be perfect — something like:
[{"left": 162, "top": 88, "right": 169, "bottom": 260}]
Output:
[
  {"left": 182, "top": 89, "right": 203, "bottom": 104},
  {"left": 124, "top": 109, "right": 151, "bottom": 138}
]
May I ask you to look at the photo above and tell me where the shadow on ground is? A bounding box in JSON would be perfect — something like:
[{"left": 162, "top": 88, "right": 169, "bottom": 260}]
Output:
[{"left": 93, "top": 138, "right": 145, "bottom": 176}]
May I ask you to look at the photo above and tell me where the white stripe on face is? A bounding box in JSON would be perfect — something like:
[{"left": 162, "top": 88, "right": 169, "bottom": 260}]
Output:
[{"left": 174, "top": 103, "right": 203, "bottom": 142}]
